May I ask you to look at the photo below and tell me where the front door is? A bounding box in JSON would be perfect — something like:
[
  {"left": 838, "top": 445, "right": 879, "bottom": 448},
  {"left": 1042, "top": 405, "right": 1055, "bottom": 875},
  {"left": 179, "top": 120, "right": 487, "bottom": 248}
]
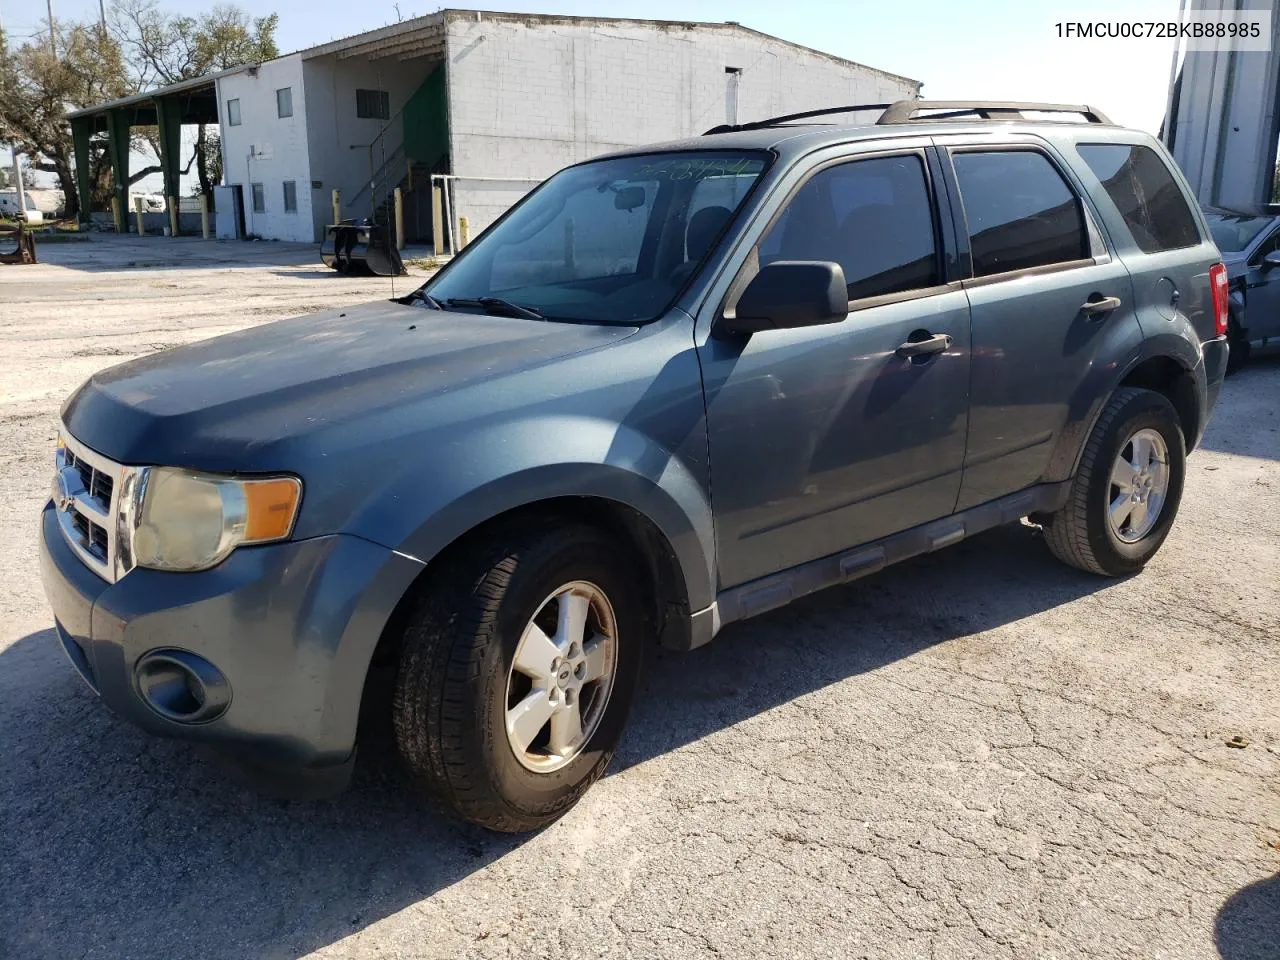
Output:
[{"left": 699, "top": 150, "right": 971, "bottom": 589}]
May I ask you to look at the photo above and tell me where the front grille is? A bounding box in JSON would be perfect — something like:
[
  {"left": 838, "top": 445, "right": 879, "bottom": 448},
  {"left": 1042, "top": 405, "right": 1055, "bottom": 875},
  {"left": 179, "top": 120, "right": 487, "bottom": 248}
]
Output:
[
  {"left": 65, "top": 448, "right": 114, "bottom": 509},
  {"left": 54, "top": 432, "right": 124, "bottom": 582}
]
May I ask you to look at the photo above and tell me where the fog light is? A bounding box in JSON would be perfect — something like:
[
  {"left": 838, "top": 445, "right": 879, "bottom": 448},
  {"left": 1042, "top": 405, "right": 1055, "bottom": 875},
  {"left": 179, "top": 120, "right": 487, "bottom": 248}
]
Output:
[{"left": 134, "top": 649, "right": 231, "bottom": 723}]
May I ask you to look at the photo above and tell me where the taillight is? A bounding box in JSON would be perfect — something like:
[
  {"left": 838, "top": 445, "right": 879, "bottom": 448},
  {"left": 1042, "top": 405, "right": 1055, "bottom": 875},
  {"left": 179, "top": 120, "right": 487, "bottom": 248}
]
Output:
[{"left": 1209, "top": 262, "right": 1229, "bottom": 337}]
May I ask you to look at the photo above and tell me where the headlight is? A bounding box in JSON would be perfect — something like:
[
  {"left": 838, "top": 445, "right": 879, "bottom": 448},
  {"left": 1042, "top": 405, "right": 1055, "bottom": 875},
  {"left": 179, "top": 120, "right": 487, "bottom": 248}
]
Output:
[{"left": 124, "top": 467, "right": 302, "bottom": 572}]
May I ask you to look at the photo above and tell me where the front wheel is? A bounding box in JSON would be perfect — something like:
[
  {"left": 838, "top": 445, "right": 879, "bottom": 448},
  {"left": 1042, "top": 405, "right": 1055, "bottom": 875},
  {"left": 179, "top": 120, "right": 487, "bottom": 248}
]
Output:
[
  {"left": 392, "top": 521, "right": 647, "bottom": 832},
  {"left": 1042, "top": 387, "right": 1186, "bottom": 577}
]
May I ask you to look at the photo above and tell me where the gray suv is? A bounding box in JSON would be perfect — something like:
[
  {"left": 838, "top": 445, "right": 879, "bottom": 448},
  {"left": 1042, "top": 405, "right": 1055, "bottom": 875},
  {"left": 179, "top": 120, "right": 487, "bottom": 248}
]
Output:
[{"left": 39, "top": 100, "right": 1230, "bottom": 832}]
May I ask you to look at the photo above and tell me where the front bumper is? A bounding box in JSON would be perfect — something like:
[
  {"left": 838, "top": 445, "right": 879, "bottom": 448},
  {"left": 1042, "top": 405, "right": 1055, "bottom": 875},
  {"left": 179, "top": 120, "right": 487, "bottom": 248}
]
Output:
[{"left": 38, "top": 504, "right": 422, "bottom": 797}]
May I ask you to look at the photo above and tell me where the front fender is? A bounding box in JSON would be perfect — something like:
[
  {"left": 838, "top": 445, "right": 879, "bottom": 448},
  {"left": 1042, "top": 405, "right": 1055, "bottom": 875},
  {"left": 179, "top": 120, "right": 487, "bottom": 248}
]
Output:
[{"left": 345, "top": 415, "right": 716, "bottom": 613}]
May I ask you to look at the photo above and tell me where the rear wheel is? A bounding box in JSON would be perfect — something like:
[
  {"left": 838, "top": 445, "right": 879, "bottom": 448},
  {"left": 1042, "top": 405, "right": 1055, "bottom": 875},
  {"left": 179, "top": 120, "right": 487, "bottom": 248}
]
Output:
[
  {"left": 1043, "top": 387, "right": 1186, "bottom": 576},
  {"left": 392, "top": 521, "right": 647, "bottom": 832}
]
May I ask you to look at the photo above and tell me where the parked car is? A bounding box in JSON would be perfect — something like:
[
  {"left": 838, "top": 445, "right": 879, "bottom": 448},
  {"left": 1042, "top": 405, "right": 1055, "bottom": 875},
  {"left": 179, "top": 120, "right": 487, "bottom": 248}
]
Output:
[
  {"left": 40, "top": 100, "right": 1229, "bottom": 832},
  {"left": 1202, "top": 205, "right": 1280, "bottom": 371},
  {"left": 0, "top": 191, "right": 45, "bottom": 224},
  {"left": 129, "top": 193, "right": 166, "bottom": 213}
]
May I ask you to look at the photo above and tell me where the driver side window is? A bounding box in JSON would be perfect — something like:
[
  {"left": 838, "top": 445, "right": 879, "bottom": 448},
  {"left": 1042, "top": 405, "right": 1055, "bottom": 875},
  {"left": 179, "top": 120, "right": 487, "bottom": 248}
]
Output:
[{"left": 758, "top": 154, "right": 941, "bottom": 302}]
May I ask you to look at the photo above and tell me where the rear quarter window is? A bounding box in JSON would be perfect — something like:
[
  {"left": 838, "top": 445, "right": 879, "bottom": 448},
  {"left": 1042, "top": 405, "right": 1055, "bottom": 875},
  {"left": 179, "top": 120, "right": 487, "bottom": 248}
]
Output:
[{"left": 1076, "top": 143, "right": 1201, "bottom": 253}]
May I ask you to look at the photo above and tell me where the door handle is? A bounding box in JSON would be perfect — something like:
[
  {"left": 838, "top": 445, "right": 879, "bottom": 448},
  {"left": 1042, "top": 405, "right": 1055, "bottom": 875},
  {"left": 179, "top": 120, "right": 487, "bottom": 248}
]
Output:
[
  {"left": 1080, "top": 295, "right": 1122, "bottom": 317},
  {"left": 895, "top": 333, "right": 952, "bottom": 359}
]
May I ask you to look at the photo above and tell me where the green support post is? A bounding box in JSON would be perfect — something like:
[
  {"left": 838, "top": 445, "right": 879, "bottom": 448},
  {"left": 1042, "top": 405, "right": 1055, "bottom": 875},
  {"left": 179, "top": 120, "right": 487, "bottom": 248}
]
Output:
[
  {"left": 106, "top": 109, "right": 132, "bottom": 234},
  {"left": 154, "top": 96, "right": 182, "bottom": 235},
  {"left": 70, "top": 117, "right": 94, "bottom": 228}
]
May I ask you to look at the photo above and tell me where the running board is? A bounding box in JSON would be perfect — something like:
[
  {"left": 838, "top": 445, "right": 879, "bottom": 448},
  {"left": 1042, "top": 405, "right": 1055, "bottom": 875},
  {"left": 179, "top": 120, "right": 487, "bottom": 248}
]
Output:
[{"left": 710, "top": 482, "right": 1071, "bottom": 633}]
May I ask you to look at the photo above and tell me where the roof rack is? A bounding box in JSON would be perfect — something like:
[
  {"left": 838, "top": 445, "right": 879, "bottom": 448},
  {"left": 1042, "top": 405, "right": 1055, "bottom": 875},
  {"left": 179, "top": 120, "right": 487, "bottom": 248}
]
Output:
[
  {"left": 703, "top": 103, "right": 894, "bottom": 135},
  {"left": 701, "top": 99, "right": 1112, "bottom": 136},
  {"left": 876, "top": 100, "right": 1112, "bottom": 125}
]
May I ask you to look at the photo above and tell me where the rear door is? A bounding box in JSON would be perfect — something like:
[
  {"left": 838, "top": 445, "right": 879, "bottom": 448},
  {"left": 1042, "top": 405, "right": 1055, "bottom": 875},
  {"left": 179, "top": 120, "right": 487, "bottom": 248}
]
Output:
[
  {"left": 936, "top": 139, "right": 1140, "bottom": 510},
  {"left": 1073, "top": 140, "right": 1222, "bottom": 345}
]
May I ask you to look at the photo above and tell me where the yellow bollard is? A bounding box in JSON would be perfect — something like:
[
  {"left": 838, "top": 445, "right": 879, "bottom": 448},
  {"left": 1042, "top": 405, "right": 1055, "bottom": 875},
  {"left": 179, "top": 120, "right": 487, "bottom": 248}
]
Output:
[
  {"left": 394, "top": 187, "right": 405, "bottom": 251},
  {"left": 200, "top": 193, "right": 210, "bottom": 240},
  {"left": 431, "top": 183, "right": 444, "bottom": 255},
  {"left": 168, "top": 196, "right": 178, "bottom": 238},
  {"left": 134, "top": 196, "right": 145, "bottom": 236},
  {"left": 458, "top": 216, "right": 470, "bottom": 249},
  {"left": 331, "top": 189, "right": 341, "bottom": 225},
  {"left": 111, "top": 195, "right": 123, "bottom": 234}
]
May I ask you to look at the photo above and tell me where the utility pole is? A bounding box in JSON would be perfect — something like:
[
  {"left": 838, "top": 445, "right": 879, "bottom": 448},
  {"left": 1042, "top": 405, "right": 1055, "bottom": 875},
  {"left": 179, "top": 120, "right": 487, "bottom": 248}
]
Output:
[
  {"left": 46, "top": 0, "right": 56, "bottom": 57},
  {"left": 99, "top": 0, "right": 106, "bottom": 30}
]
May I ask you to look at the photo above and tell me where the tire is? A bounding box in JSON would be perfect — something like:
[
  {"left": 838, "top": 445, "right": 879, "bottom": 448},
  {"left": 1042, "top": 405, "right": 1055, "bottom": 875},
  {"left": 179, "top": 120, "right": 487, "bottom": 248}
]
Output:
[
  {"left": 392, "top": 521, "right": 647, "bottom": 832},
  {"left": 1042, "top": 387, "right": 1186, "bottom": 577}
]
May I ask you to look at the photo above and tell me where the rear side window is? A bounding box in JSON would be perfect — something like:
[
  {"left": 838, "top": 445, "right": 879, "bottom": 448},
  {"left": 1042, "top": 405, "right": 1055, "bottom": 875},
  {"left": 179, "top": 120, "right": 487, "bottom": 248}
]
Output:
[
  {"left": 952, "top": 150, "right": 1088, "bottom": 277},
  {"left": 1076, "top": 143, "right": 1200, "bottom": 253},
  {"left": 759, "top": 154, "right": 939, "bottom": 302}
]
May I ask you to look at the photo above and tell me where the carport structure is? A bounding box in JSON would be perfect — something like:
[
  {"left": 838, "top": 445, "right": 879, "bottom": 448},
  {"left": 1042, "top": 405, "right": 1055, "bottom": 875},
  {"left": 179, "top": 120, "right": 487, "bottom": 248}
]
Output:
[{"left": 65, "top": 72, "right": 228, "bottom": 234}]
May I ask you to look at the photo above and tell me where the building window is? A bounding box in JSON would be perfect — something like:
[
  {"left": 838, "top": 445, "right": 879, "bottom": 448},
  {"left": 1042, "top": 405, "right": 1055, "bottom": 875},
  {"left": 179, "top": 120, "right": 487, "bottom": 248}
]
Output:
[
  {"left": 227, "top": 98, "right": 241, "bottom": 126},
  {"left": 356, "top": 88, "right": 390, "bottom": 120},
  {"left": 276, "top": 87, "right": 293, "bottom": 118},
  {"left": 251, "top": 183, "right": 265, "bottom": 213},
  {"left": 283, "top": 181, "right": 297, "bottom": 212}
]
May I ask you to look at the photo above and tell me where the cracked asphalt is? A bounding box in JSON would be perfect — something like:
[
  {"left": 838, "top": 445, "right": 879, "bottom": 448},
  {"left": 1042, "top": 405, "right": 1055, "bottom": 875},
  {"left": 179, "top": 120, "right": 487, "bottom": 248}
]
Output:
[{"left": 1, "top": 236, "right": 1277, "bottom": 959}]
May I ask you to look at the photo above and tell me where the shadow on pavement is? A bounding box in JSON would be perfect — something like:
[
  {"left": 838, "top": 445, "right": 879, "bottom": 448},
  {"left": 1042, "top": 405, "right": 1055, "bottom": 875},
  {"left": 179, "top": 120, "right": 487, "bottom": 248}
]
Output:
[
  {"left": 1197, "top": 353, "right": 1280, "bottom": 462},
  {"left": 26, "top": 237, "right": 328, "bottom": 274},
  {"left": 3, "top": 524, "right": 1117, "bottom": 959},
  {"left": 1215, "top": 873, "right": 1280, "bottom": 960}
]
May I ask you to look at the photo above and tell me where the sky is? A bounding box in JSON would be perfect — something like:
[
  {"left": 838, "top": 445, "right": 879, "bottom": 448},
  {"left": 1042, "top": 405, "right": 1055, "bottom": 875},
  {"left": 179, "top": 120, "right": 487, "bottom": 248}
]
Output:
[{"left": 2, "top": 0, "right": 1185, "bottom": 191}]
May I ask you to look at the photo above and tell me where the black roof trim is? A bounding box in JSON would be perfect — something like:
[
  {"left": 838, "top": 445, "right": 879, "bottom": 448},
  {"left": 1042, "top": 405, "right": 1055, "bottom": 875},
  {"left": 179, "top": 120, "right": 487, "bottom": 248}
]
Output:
[{"left": 704, "top": 103, "right": 894, "bottom": 135}]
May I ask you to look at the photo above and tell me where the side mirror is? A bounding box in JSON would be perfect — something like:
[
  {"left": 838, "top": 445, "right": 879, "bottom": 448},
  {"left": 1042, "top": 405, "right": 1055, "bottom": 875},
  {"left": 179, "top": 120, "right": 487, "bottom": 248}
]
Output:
[
  {"left": 1263, "top": 250, "right": 1280, "bottom": 270},
  {"left": 718, "top": 260, "right": 848, "bottom": 336}
]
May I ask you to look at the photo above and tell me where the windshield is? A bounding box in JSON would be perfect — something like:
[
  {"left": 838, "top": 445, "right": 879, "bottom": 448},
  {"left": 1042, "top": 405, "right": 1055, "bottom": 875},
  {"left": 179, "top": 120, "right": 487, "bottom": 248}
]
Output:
[
  {"left": 1205, "top": 214, "right": 1272, "bottom": 252},
  {"left": 424, "top": 151, "right": 769, "bottom": 323}
]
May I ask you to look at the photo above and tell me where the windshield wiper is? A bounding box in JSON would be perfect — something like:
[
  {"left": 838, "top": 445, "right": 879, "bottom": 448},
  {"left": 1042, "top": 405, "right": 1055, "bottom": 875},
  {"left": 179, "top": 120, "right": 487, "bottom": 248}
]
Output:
[
  {"left": 401, "top": 288, "right": 444, "bottom": 309},
  {"left": 445, "top": 297, "right": 545, "bottom": 321}
]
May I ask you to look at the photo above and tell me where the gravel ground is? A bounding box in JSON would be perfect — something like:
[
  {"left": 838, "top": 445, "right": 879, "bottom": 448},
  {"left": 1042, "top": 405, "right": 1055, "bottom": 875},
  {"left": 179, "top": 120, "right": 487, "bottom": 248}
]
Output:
[{"left": 1, "top": 236, "right": 1277, "bottom": 960}]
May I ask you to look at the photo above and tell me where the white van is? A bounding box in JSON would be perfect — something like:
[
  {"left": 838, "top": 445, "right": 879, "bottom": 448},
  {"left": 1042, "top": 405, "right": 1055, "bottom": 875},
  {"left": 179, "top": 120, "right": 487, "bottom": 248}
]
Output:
[{"left": 0, "top": 192, "right": 45, "bottom": 224}]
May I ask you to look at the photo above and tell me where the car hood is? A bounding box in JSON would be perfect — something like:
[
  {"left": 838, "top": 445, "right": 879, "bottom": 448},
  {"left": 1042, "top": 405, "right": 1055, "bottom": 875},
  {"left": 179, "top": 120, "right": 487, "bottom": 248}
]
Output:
[{"left": 62, "top": 299, "right": 638, "bottom": 469}]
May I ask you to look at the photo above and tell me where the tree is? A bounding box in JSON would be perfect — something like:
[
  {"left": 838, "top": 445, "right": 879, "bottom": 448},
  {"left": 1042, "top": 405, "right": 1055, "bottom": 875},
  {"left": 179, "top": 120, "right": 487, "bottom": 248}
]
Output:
[
  {"left": 111, "top": 1, "right": 278, "bottom": 196},
  {"left": 0, "top": 21, "right": 131, "bottom": 219}
]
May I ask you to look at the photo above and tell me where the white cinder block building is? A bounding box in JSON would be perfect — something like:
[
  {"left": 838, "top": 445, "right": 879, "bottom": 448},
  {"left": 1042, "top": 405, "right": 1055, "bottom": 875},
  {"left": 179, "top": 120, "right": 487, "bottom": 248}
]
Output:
[{"left": 208, "top": 9, "right": 919, "bottom": 245}]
